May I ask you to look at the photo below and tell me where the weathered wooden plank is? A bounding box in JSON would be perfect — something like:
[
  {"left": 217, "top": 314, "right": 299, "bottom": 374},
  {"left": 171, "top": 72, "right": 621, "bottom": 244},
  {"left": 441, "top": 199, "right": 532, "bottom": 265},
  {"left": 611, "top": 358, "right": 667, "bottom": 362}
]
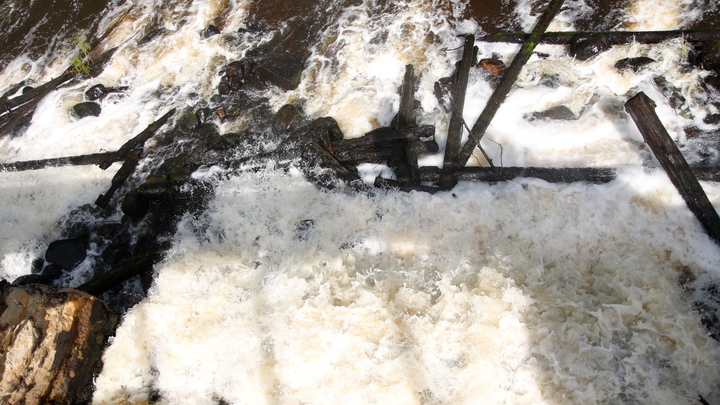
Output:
[
  {"left": 625, "top": 91, "right": 720, "bottom": 244},
  {"left": 443, "top": 34, "right": 475, "bottom": 167}
]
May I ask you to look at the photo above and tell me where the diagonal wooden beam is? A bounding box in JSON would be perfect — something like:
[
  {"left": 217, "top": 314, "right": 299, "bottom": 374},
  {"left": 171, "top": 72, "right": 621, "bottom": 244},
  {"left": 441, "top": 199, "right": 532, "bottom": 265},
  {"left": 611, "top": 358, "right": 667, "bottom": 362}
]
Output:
[{"left": 625, "top": 92, "right": 720, "bottom": 245}]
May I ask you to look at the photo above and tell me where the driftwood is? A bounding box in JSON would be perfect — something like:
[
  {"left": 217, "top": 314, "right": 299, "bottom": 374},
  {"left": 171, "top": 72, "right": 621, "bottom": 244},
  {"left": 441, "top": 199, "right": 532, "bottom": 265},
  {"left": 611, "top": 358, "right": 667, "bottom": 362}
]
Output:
[
  {"left": 625, "top": 92, "right": 720, "bottom": 244},
  {"left": 453, "top": 0, "right": 566, "bottom": 171},
  {"left": 0, "top": 109, "right": 175, "bottom": 172},
  {"left": 479, "top": 28, "right": 720, "bottom": 45},
  {"left": 374, "top": 177, "right": 439, "bottom": 194},
  {"left": 0, "top": 151, "right": 116, "bottom": 172}
]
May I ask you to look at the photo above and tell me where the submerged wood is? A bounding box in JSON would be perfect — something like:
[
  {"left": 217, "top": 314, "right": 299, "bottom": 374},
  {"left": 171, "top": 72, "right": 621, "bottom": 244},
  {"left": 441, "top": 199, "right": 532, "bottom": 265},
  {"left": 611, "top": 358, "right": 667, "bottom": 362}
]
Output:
[
  {"left": 479, "top": 28, "right": 720, "bottom": 45},
  {"left": 625, "top": 92, "right": 720, "bottom": 244},
  {"left": 454, "top": 0, "right": 566, "bottom": 170}
]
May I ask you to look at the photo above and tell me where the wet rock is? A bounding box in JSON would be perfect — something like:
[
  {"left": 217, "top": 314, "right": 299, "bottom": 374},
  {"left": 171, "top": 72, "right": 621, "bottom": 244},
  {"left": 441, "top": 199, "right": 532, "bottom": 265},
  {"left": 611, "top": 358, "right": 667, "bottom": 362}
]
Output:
[
  {"left": 653, "top": 76, "right": 686, "bottom": 109},
  {"left": 477, "top": 58, "right": 506, "bottom": 75},
  {"left": 704, "top": 75, "right": 720, "bottom": 93},
  {"left": 196, "top": 106, "right": 212, "bottom": 125},
  {"left": 526, "top": 105, "right": 579, "bottom": 121},
  {"left": 196, "top": 122, "right": 220, "bottom": 139},
  {"left": 178, "top": 112, "right": 200, "bottom": 133},
  {"left": 255, "top": 53, "right": 304, "bottom": 90},
  {"left": 0, "top": 281, "right": 117, "bottom": 405},
  {"left": 614, "top": 57, "right": 656, "bottom": 72},
  {"left": 694, "top": 283, "right": 720, "bottom": 342},
  {"left": 139, "top": 27, "right": 167, "bottom": 45},
  {"left": 85, "top": 84, "right": 109, "bottom": 100},
  {"left": 698, "top": 40, "right": 720, "bottom": 71},
  {"left": 69, "top": 101, "right": 101, "bottom": 120},
  {"left": 569, "top": 34, "right": 611, "bottom": 61},
  {"left": 308, "top": 116, "right": 344, "bottom": 142},
  {"left": 273, "top": 104, "right": 306, "bottom": 133},
  {"left": 704, "top": 114, "right": 720, "bottom": 125},
  {"left": 11, "top": 274, "right": 54, "bottom": 286},
  {"left": 40, "top": 263, "right": 65, "bottom": 280},
  {"left": 45, "top": 238, "right": 88, "bottom": 271},
  {"left": 121, "top": 191, "right": 149, "bottom": 220},
  {"left": 201, "top": 24, "right": 221, "bottom": 39}
]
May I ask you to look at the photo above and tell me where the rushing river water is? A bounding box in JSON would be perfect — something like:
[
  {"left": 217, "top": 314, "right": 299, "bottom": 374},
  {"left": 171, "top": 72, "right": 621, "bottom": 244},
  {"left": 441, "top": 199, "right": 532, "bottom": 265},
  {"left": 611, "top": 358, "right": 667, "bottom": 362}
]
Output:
[{"left": 2, "top": 0, "right": 720, "bottom": 403}]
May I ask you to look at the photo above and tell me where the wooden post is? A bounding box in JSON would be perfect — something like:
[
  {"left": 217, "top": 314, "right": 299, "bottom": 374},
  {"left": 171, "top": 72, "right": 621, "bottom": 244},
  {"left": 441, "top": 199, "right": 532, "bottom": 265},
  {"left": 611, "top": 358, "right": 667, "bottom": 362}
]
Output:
[
  {"left": 625, "top": 92, "right": 720, "bottom": 244},
  {"left": 453, "top": 0, "right": 566, "bottom": 170},
  {"left": 443, "top": 35, "right": 475, "bottom": 165}
]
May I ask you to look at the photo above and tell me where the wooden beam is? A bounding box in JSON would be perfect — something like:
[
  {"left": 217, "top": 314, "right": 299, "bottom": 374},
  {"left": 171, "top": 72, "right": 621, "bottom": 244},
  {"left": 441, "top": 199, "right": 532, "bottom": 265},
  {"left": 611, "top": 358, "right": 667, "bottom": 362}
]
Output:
[
  {"left": 479, "top": 28, "right": 720, "bottom": 45},
  {"left": 625, "top": 92, "right": 720, "bottom": 244},
  {"left": 453, "top": 0, "right": 566, "bottom": 170}
]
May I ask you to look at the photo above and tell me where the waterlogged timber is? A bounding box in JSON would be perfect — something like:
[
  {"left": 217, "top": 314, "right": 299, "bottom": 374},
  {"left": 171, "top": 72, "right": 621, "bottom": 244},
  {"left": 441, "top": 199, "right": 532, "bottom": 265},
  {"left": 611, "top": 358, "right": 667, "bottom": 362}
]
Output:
[
  {"left": 479, "top": 28, "right": 720, "bottom": 44},
  {"left": 0, "top": 0, "right": 720, "bottom": 403}
]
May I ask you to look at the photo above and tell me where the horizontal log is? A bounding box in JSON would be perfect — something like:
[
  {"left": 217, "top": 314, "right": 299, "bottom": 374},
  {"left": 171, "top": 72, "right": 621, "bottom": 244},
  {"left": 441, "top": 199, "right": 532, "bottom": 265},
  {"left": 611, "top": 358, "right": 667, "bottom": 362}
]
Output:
[
  {"left": 330, "top": 125, "right": 434, "bottom": 155},
  {"left": 0, "top": 152, "right": 117, "bottom": 172},
  {"left": 419, "top": 166, "right": 720, "bottom": 184},
  {"left": 479, "top": 29, "right": 720, "bottom": 45},
  {"left": 334, "top": 140, "right": 438, "bottom": 166}
]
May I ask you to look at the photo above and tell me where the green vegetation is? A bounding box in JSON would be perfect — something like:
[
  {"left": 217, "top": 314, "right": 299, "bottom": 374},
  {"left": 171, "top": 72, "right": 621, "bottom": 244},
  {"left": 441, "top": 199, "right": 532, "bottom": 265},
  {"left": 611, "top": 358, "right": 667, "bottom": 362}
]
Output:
[{"left": 70, "top": 31, "right": 92, "bottom": 75}]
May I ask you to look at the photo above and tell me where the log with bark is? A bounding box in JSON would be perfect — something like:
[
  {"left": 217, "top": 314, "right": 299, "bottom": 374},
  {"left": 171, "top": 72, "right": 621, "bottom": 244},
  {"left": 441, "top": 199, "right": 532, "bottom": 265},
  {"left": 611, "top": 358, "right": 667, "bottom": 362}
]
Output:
[{"left": 625, "top": 92, "right": 720, "bottom": 244}]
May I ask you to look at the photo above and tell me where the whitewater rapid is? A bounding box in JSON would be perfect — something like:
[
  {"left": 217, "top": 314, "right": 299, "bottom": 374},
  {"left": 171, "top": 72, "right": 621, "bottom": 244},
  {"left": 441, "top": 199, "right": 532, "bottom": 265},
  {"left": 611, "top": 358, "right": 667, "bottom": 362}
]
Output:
[{"left": 0, "top": 0, "right": 719, "bottom": 403}]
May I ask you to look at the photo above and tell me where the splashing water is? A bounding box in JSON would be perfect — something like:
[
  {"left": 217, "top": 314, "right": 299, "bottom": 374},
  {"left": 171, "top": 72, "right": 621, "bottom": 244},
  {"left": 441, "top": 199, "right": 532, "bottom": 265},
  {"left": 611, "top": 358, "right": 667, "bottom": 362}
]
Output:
[{"left": 0, "top": 0, "right": 719, "bottom": 403}]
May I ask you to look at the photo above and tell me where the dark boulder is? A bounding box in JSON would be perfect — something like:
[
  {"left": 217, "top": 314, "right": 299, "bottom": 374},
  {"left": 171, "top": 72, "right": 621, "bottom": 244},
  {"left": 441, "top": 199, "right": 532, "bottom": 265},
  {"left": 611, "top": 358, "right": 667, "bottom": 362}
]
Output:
[
  {"left": 273, "top": 104, "right": 306, "bottom": 133},
  {"left": 85, "top": 84, "right": 108, "bottom": 100},
  {"left": 654, "top": 76, "right": 686, "bottom": 109},
  {"left": 526, "top": 105, "right": 579, "bottom": 121},
  {"left": 41, "top": 263, "right": 65, "bottom": 280},
  {"left": 45, "top": 238, "right": 88, "bottom": 271},
  {"left": 614, "top": 57, "right": 656, "bottom": 72},
  {"left": 70, "top": 102, "right": 101, "bottom": 120},
  {"left": 569, "top": 35, "right": 611, "bottom": 61},
  {"left": 255, "top": 54, "right": 304, "bottom": 90},
  {"left": 178, "top": 112, "right": 200, "bottom": 133},
  {"left": 121, "top": 191, "right": 149, "bottom": 220},
  {"left": 201, "top": 24, "right": 221, "bottom": 39}
]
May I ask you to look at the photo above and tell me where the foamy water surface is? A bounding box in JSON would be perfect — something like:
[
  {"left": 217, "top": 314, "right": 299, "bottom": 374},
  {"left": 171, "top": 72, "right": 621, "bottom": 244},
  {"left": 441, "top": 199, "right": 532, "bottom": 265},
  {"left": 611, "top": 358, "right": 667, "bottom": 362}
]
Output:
[{"left": 0, "top": 0, "right": 719, "bottom": 403}]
